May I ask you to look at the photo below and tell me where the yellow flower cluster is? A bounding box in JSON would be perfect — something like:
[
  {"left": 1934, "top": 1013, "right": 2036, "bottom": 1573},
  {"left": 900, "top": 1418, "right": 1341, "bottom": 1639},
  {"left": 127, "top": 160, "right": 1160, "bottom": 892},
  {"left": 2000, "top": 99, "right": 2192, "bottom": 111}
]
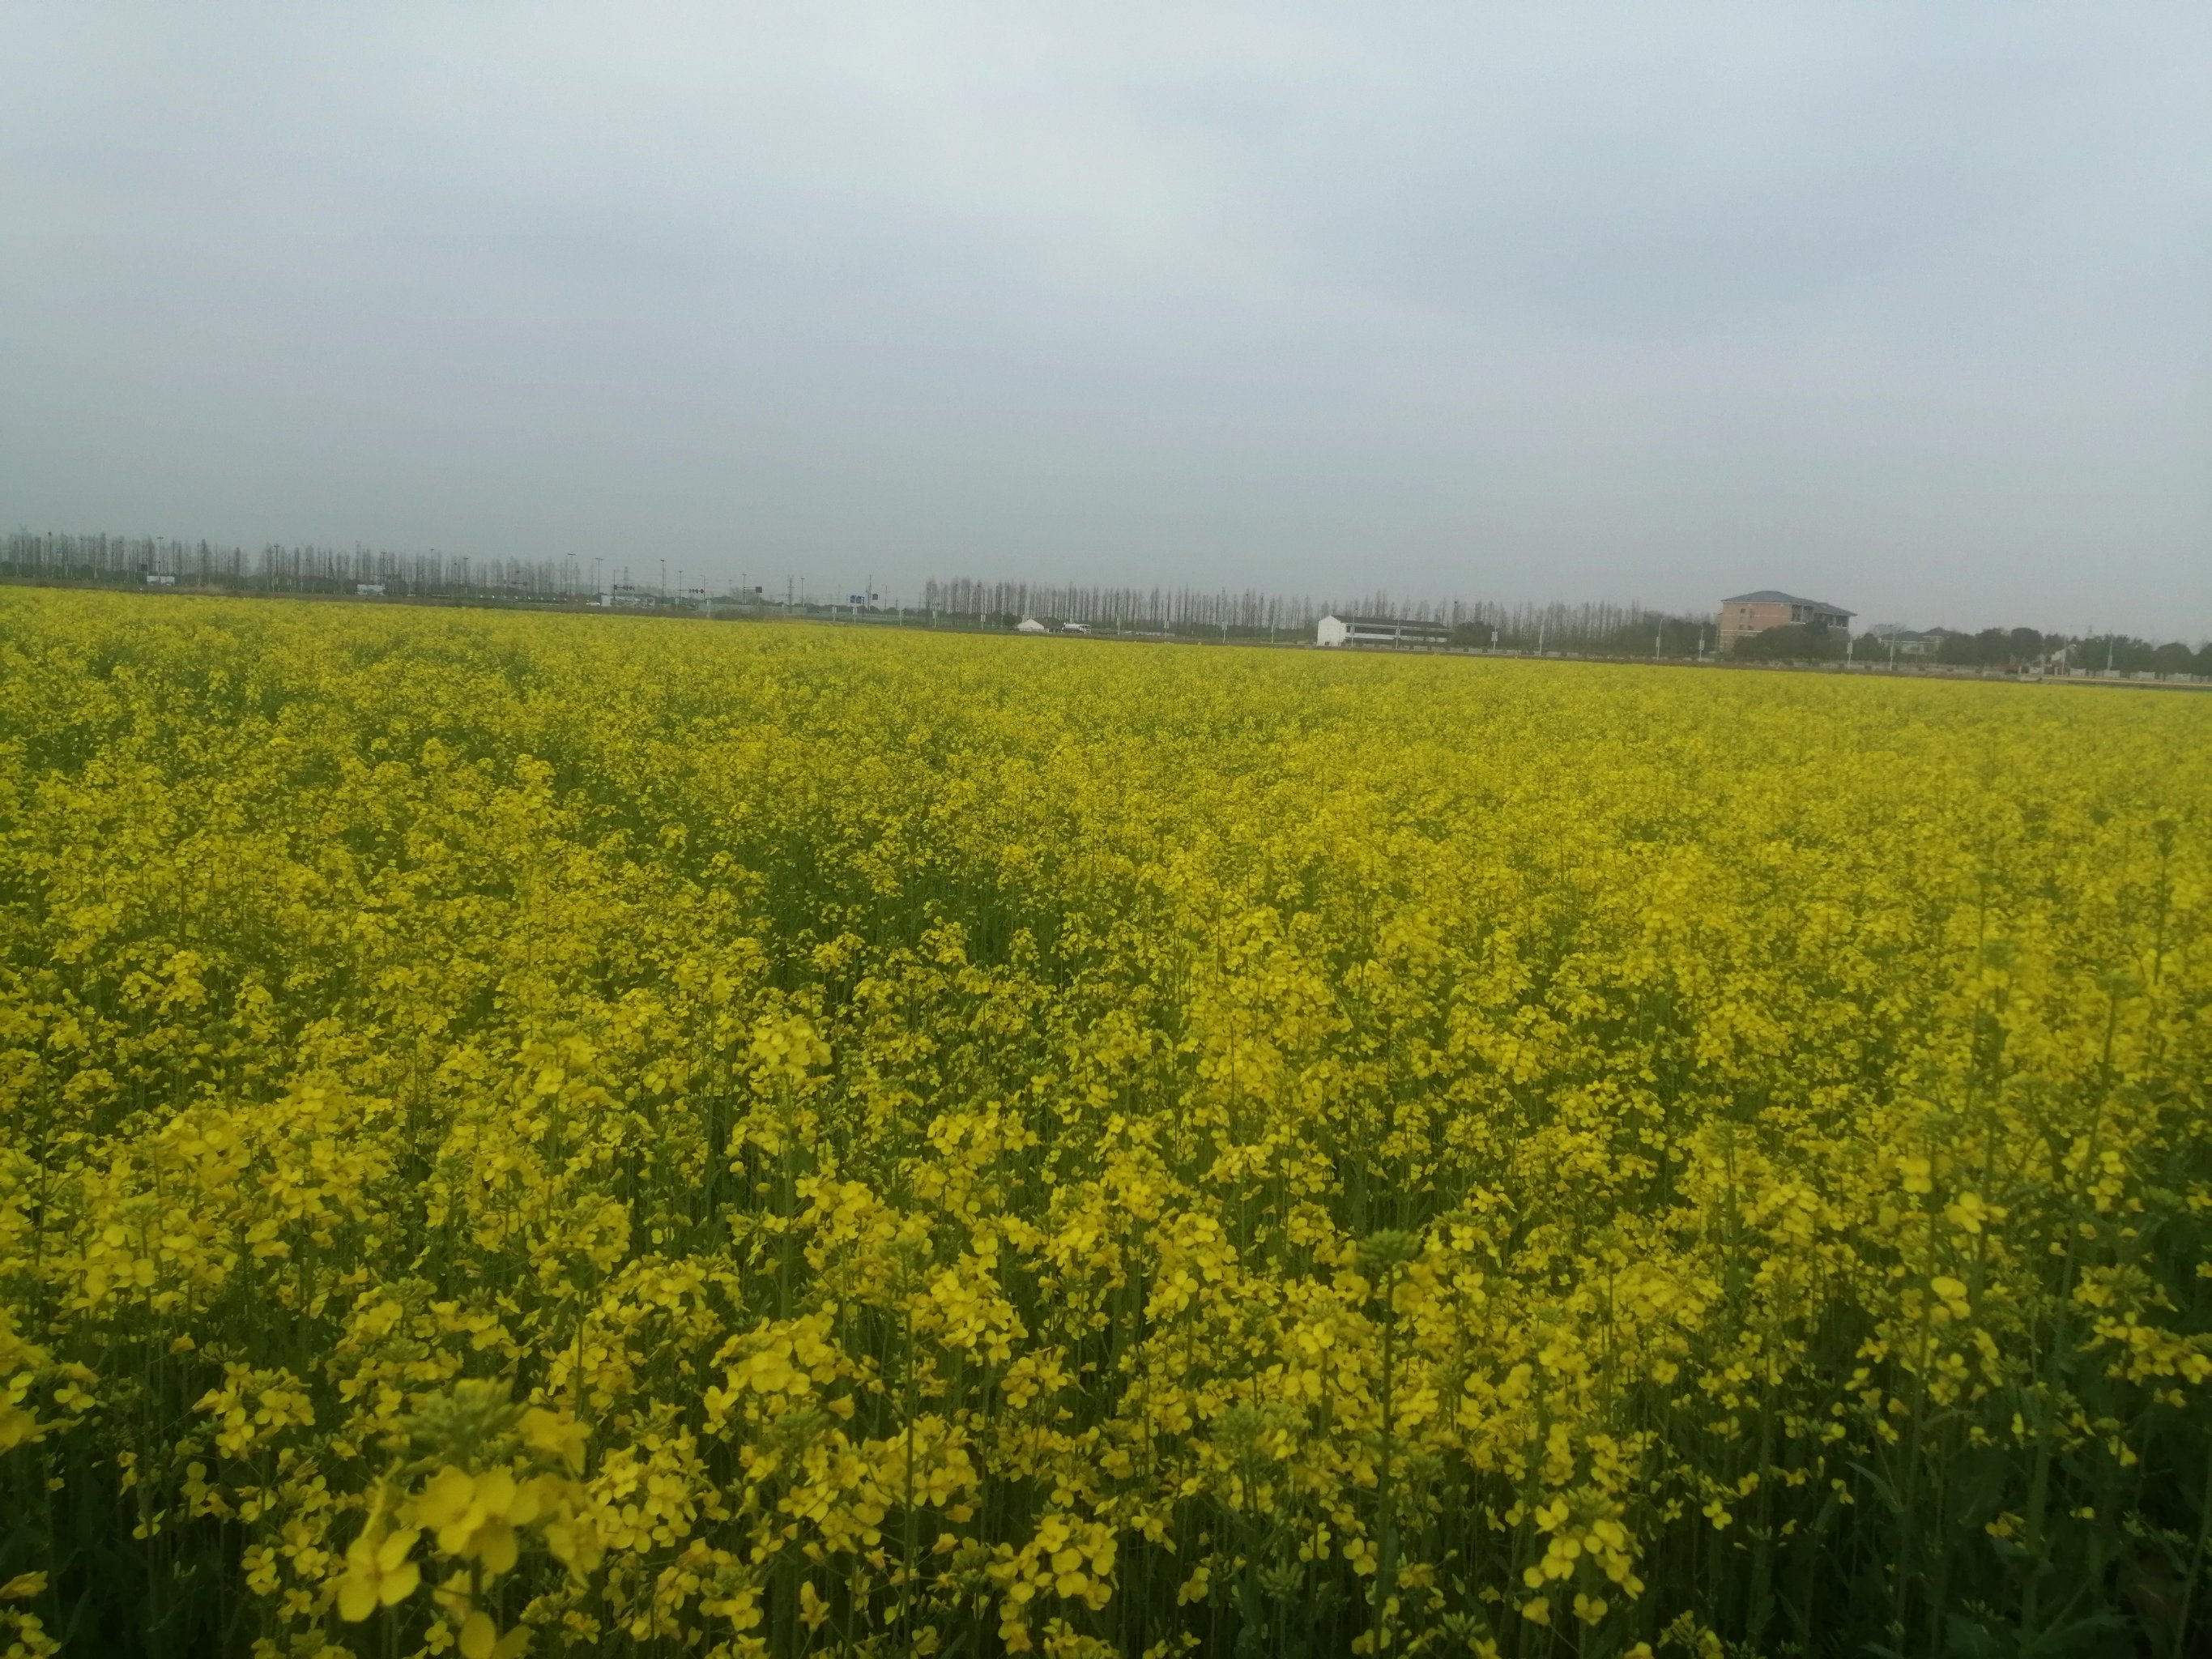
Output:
[{"left": 0, "top": 586, "right": 2208, "bottom": 1657}]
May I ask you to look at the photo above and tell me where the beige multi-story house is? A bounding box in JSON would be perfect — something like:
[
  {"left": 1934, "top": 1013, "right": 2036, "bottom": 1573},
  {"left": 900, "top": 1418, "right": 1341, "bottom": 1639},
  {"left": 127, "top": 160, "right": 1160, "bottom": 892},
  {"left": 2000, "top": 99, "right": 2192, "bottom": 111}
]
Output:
[{"left": 1716, "top": 590, "right": 1854, "bottom": 652}]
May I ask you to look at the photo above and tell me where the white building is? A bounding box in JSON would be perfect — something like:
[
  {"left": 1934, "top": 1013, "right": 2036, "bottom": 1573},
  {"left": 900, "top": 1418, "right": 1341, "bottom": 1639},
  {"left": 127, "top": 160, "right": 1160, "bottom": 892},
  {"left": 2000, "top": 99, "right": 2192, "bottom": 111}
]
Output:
[
  {"left": 1318, "top": 614, "right": 1451, "bottom": 649},
  {"left": 356, "top": 582, "right": 386, "bottom": 597},
  {"left": 1016, "top": 616, "right": 1049, "bottom": 634}
]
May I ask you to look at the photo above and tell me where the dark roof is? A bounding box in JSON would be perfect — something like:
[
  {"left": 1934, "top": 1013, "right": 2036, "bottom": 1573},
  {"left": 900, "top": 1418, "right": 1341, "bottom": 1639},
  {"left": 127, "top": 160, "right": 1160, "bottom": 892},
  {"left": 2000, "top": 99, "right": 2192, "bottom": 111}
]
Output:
[
  {"left": 1723, "top": 590, "right": 1854, "bottom": 615},
  {"left": 1345, "top": 616, "right": 1449, "bottom": 629}
]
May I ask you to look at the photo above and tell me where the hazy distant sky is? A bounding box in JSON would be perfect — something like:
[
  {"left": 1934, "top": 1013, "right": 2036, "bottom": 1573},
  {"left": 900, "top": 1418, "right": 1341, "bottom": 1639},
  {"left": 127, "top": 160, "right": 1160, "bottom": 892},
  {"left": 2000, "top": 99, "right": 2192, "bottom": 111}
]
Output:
[{"left": 4, "top": 4, "right": 2208, "bottom": 633}]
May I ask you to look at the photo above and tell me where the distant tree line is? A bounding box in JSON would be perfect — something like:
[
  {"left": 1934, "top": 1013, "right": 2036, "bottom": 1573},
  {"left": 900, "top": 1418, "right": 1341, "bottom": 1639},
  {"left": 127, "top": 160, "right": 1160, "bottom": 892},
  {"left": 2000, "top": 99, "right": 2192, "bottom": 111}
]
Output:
[
  {"left": 10, "top": 531, "right": 2203, "bottom": 672},
  {"left": 2, "top": 531, "right": 585, "bottom": 599},
  {"left": 1733, "top": 619, "right": 2211, "bottom": 676},
  {"left": 919, "top": 578, "right": 1718, "bottom": 651}
]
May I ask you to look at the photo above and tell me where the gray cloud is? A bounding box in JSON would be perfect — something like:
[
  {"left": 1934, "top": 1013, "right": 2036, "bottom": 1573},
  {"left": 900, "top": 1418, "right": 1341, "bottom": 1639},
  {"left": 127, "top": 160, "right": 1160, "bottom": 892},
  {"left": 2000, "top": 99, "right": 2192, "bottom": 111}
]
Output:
[{"left": 3, "top": 2, "right": 2208, "bottom": 633}]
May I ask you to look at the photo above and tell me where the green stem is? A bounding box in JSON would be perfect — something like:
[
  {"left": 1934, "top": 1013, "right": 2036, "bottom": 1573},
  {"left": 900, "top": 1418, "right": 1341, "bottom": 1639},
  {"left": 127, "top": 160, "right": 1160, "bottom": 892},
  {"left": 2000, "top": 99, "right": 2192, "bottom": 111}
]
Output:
[{"left": 2167, "top": 1438, "right": 2212, "bottom": 1659}]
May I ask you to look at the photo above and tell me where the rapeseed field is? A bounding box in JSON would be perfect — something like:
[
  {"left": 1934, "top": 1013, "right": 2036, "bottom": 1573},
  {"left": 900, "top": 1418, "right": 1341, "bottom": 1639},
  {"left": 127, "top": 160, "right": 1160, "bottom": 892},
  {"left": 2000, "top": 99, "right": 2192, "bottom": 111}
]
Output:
[{"left": 1, "top": 586, "right": 2207, "bottom": 1659}]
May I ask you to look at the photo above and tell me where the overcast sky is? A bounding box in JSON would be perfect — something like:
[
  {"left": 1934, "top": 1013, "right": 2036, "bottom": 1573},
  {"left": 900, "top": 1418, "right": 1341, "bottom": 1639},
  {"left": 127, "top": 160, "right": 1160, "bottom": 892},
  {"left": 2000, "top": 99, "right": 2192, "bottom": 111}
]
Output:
[{"left": 3, "top": 4, "right": 2208, "bottom": 633}]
